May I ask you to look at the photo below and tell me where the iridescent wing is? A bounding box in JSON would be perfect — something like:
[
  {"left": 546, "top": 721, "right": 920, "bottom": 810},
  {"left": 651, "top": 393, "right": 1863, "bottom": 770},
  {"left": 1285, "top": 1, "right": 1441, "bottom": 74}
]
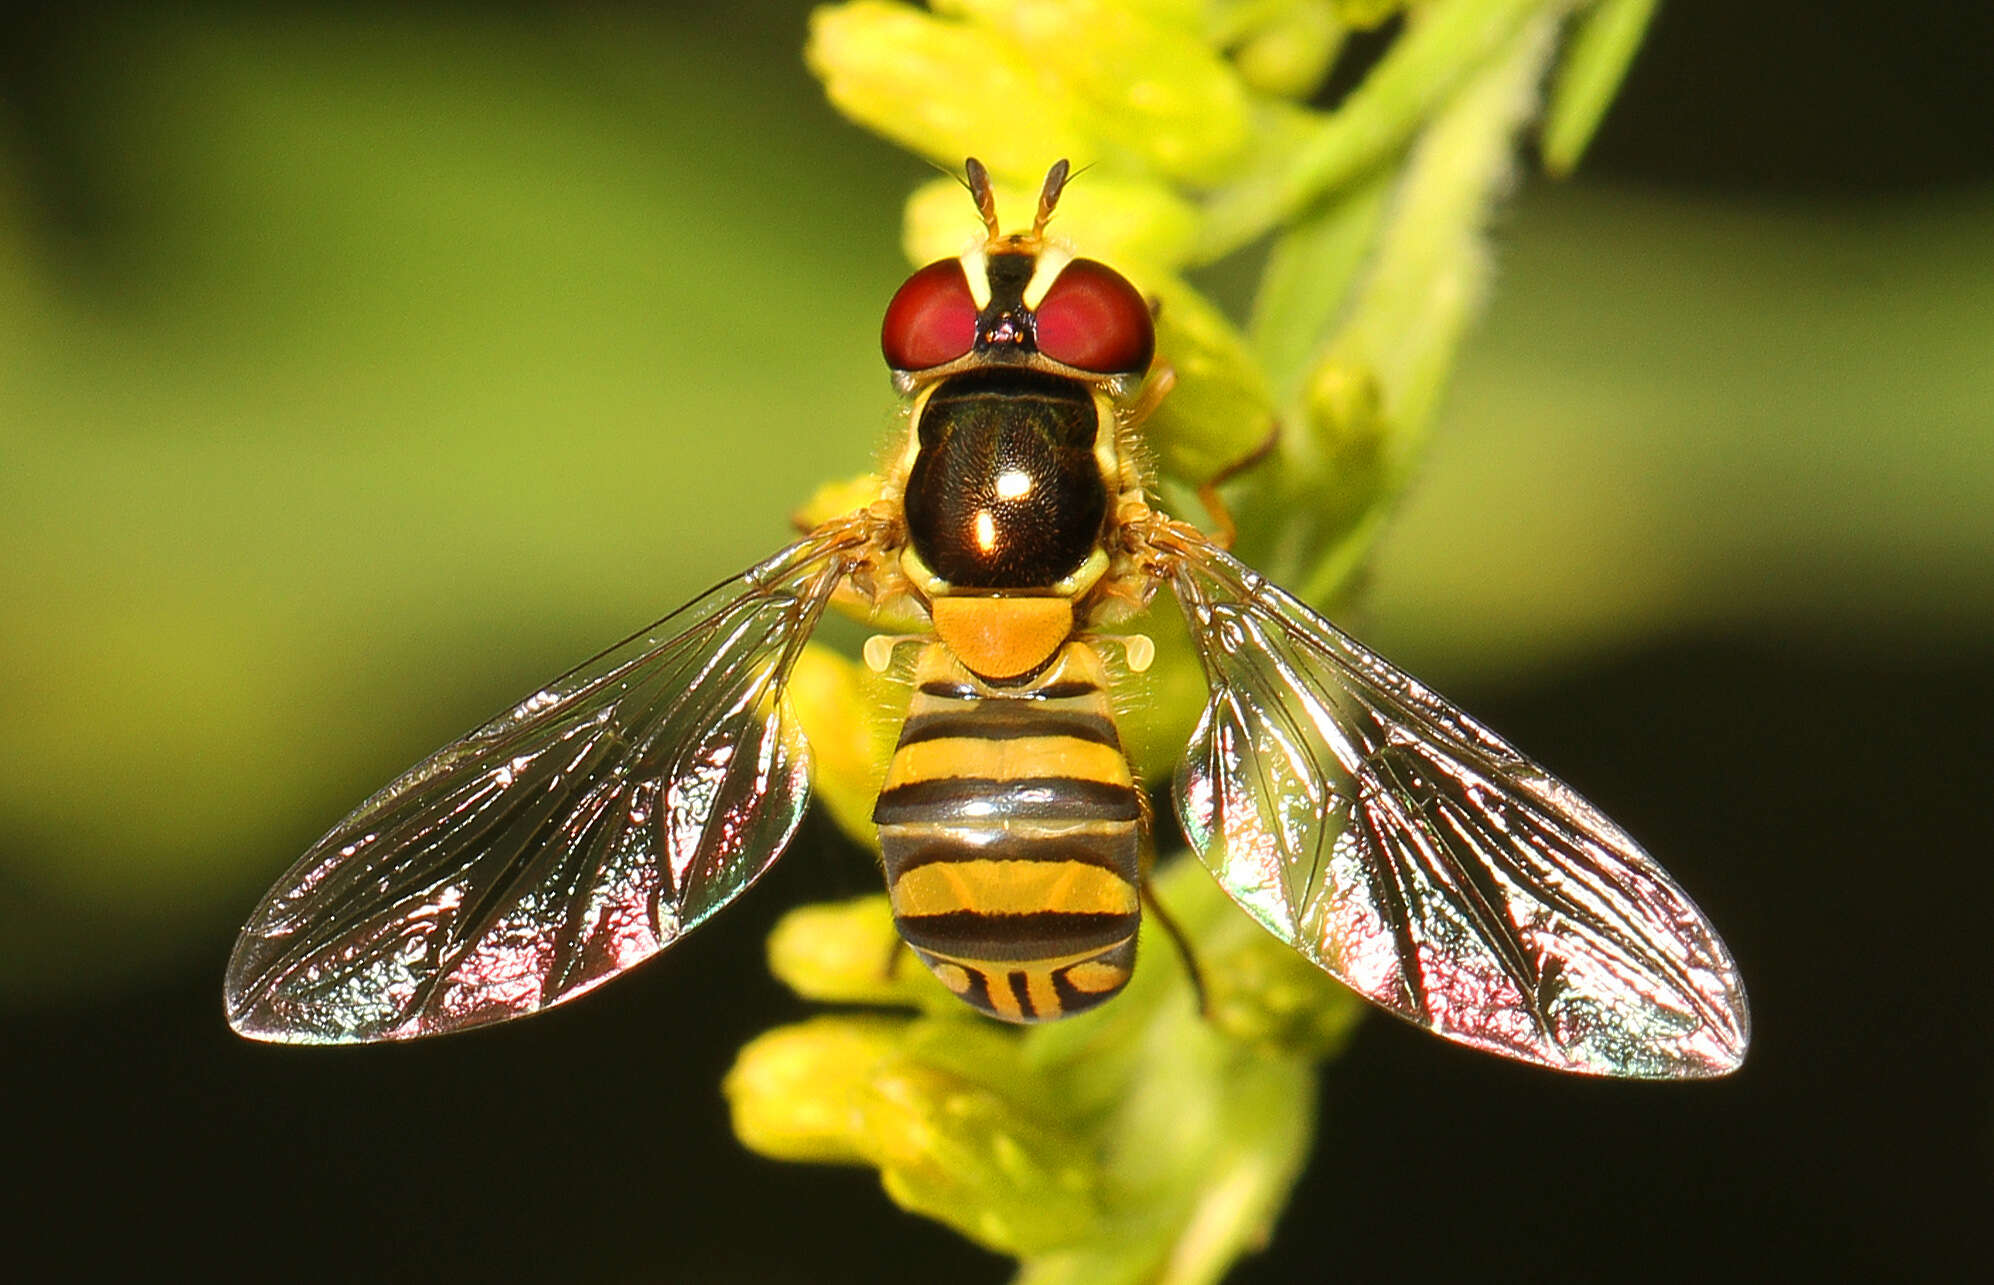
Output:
[
  {"left": 1157, "top": 526, "right": 1749, "bottom": 1078},
  {"left": 225, "top": 520, "right": 870, "bottom": 1044}
]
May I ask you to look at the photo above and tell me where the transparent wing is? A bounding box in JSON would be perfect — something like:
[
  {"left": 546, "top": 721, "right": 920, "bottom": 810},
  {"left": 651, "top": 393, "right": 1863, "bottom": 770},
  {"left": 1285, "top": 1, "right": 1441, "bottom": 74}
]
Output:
[
  {"left": 224, "top": 520, "right": 869, "bottom": 1044},
  {"left": 1158, "top": 526, "right": 1749, "bottom": 1078}
]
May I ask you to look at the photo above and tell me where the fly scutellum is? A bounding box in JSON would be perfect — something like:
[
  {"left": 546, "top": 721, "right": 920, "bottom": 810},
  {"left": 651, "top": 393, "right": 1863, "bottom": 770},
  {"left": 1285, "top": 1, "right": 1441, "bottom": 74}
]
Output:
[{"left": 226, "top": 159, "right": 1749, "bottom": 1078}]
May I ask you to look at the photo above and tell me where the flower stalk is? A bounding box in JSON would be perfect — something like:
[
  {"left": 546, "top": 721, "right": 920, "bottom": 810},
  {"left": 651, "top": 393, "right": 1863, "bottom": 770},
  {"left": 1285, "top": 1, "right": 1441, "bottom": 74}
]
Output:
[{"left": 738, "top": 2, "right": 1655, "bottom": 1279}]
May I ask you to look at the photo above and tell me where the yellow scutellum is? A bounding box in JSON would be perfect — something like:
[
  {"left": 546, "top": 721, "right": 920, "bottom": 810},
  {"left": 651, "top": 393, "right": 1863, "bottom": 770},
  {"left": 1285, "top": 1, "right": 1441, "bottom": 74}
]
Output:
[{"left": 749, "top": 3, "right": 1656, "bottom": 1280}]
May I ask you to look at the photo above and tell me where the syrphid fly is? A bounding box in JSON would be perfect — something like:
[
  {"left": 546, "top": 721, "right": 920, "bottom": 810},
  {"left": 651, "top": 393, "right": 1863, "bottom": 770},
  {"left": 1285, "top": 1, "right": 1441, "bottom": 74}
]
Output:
[{"left": 226, "top": 160, "right": 1749, "bottom": 1078}]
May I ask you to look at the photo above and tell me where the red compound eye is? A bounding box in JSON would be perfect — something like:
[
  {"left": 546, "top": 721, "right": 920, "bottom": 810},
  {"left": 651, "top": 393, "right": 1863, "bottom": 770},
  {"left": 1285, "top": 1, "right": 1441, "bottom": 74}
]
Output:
[
  {"left": 1032, "top": 258, "right": 1154, "bottom": 375},
  {"left": 881, "top": 259, "right": 977, "bottom": 371}
]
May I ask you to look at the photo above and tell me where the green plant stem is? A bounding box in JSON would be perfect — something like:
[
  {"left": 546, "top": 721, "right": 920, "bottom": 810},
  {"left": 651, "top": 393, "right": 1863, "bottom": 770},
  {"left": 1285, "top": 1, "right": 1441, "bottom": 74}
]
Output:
[
  {"left": 1541, "top": 0, "right": 1658, "bottom": 176},
  {"left": 1254, "top": 11, "right": 1561, "bottom": 598},
  {"left": 1198, "top": 0, "right": 1556, "bottom": 261}
]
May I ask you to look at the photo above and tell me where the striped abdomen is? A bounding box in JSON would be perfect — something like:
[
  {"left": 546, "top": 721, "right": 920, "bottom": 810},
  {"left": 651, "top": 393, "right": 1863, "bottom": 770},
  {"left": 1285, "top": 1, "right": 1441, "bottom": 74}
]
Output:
[{"left": 873, "top": 641, "right": 1142, "bottom": 1022}]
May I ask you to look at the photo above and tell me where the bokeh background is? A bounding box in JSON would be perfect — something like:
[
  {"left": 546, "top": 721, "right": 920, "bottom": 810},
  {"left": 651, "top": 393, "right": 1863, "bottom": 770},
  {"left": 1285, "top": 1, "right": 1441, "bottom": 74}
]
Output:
[{"left": 4, "top": 2, "right": 1989, "bottom": 1280}]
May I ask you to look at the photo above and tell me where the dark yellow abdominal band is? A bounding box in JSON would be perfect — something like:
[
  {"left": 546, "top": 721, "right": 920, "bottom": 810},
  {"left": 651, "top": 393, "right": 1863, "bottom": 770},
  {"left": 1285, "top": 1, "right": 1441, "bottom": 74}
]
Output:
[{"left": 874, "top": 642, "right": 1142, "bottom": 1022}]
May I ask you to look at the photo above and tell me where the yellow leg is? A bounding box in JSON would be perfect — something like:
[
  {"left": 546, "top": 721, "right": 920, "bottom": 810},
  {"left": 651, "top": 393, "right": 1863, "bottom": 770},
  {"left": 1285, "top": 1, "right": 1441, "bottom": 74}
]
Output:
[
  {"left": 1195, "top": 424, "right": 1279, "bottom": 552},
  {"left": 1120, "top": 363, "right": 1177, "bottom": 431}
]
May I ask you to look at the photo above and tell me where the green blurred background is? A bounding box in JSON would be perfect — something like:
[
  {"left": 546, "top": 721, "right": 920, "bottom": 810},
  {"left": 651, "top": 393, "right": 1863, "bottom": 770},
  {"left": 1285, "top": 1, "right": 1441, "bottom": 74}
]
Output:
[{"left": 4, "top": 3, "right": 1989, "bottom": 1281}]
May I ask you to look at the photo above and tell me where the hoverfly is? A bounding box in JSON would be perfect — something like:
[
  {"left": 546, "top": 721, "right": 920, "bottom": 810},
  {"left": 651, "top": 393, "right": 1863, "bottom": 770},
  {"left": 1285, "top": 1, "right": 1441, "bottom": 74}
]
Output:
[{"left": 226, "top": 159, "right": 1749, "bottom": 1078}]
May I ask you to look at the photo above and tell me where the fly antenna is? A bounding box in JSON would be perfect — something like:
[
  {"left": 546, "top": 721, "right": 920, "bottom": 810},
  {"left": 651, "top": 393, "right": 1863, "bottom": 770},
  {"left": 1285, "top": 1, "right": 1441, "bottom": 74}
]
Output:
[
  {"left": 964, "top": 157, "right": 1002, "bottom": 242},
  {"left": 1032, "top": 159, "right": 1071, "bottom": 239}
]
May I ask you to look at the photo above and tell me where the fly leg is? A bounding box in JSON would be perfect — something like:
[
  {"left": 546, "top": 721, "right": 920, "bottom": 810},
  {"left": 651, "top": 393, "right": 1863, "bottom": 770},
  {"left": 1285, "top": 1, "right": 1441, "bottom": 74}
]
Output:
[
  {"left": 1142, "top": 874, "right": 1210, "bottom": 1019},
  {"left": 881, "top": 934, "right": 910, "bottom": 982},
  {"left": 1195, "top": 424, "right": 1279, "bottom": 551},
  {"left": 1113, "top": 358, "right": 1279, "bottom": 553},
  {"left": 1134, "top": 792, "right": 1210, "bottom": 1019}
]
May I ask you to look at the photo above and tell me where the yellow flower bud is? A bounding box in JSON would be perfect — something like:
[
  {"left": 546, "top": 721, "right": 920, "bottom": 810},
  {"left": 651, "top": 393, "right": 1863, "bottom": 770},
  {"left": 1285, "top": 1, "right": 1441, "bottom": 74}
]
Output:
[
  {"left": 1231, "top": 1, "right": 1346, "bottom": 100},
  {"left": 861, "top": 1057, "right": 1103, "bottom": 1253},
  {"left": 791, "top": 470, "right": 881, "bottom": 529},
  {"left": 767, "top": 894, "right": 961, "bottom": 1011},
  {"left": 785, "top": 645, "right": 898, "bottom": 847},
  {"left": 902, "top": 171, "right": 1200, "bottom": 276},
  {"left": 1207, "top": 934, "right": 1365, "bottom": 1058},
  {"left": 1143, "top": 279, "right": 1279, "bottom": 489},
  {"left": 724, "top": 1017, "right": 905, "bottom": 1164},
  {"left": 1303, "top": 355, "right": 1384, "bottom": 470},
  {"left": 807, "top": 3, "right": 1094, "bottom": 178},
  {"left": 941, "top": 0, "right": 1252, "bottom": 183}
]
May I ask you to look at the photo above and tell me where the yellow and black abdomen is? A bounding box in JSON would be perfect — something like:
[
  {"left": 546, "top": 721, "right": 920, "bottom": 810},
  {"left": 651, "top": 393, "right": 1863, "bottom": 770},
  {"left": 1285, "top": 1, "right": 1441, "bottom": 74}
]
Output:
[{"left": 873, "top": 641, "right": 1141, "bottom": 1022}]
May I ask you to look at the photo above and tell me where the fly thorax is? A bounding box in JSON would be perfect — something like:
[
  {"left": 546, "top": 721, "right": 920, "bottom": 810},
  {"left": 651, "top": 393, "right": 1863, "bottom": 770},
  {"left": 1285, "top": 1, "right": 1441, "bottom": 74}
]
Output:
[{"left": 902, "top": 370, "right": 1110, "bottom": 591}]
